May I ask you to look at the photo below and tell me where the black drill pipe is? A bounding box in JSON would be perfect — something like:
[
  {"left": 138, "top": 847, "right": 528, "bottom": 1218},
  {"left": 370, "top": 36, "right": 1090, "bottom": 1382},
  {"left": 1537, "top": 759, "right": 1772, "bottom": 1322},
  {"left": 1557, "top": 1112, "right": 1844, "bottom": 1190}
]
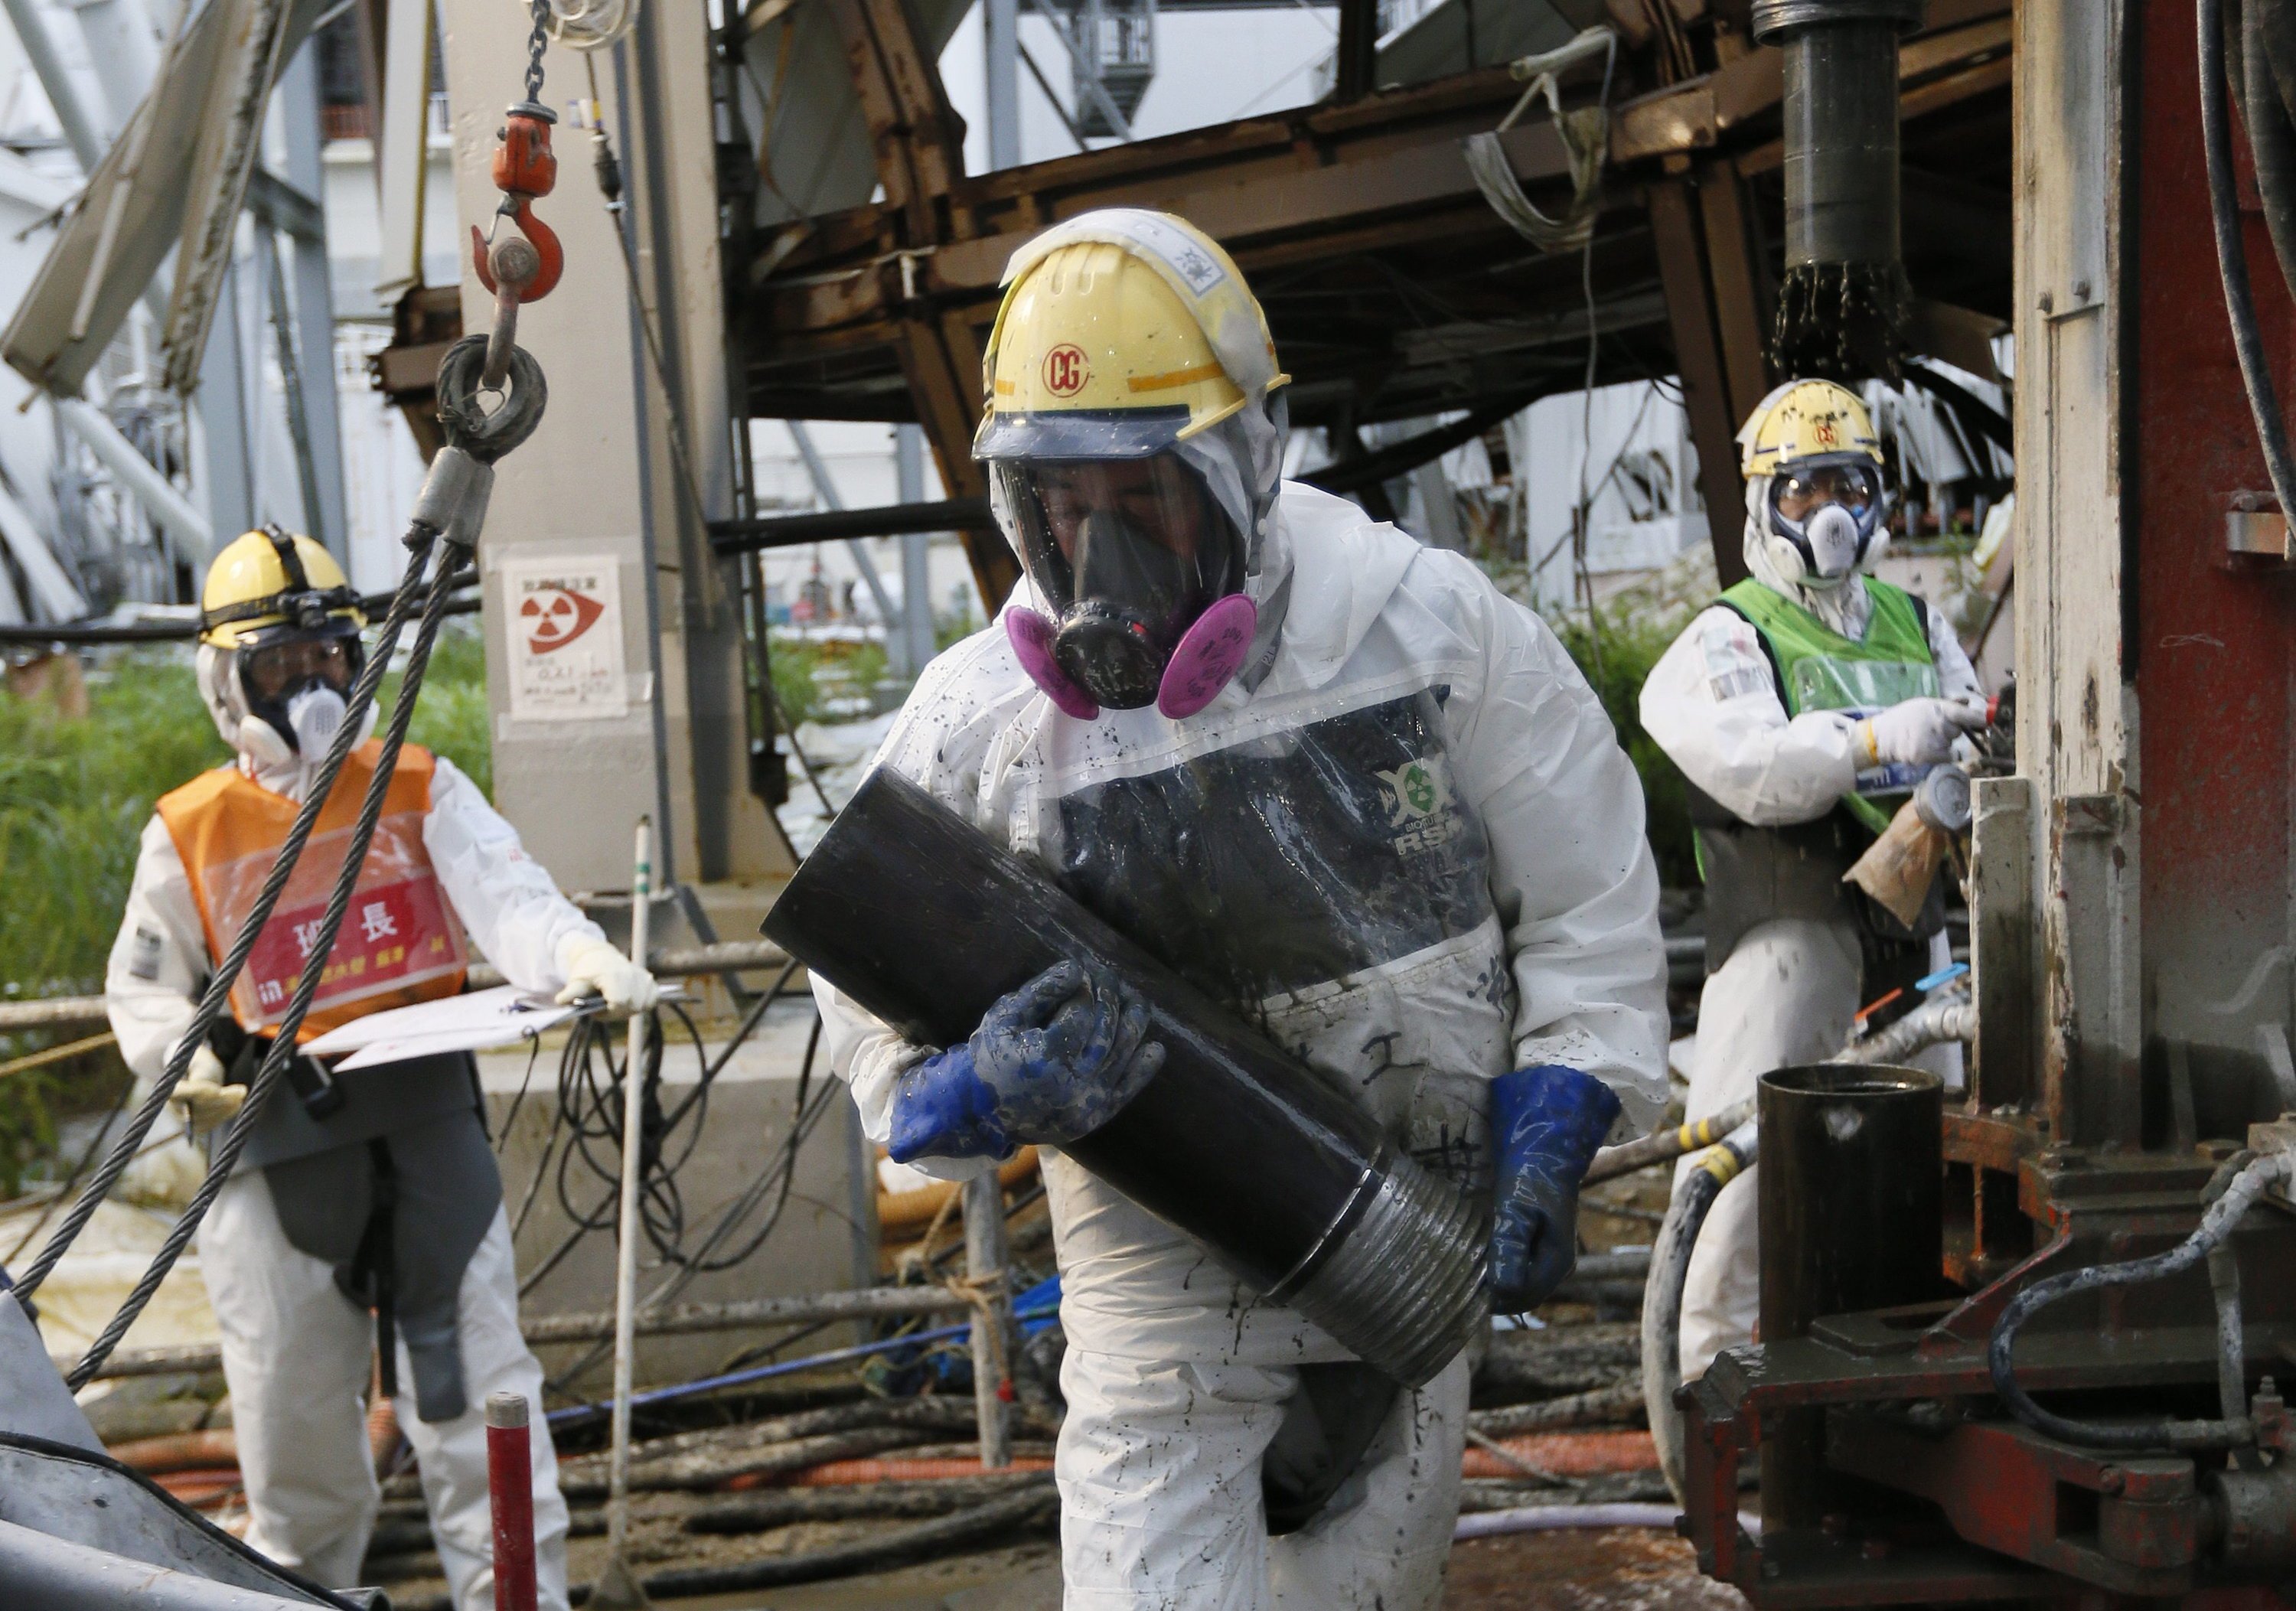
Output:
[
  {"left": 1756, "top": 1061, "right": 1942, "bottom": 1531},
  {"left": 762, "top": 767, "right": 1488, "bottom": 1388}
]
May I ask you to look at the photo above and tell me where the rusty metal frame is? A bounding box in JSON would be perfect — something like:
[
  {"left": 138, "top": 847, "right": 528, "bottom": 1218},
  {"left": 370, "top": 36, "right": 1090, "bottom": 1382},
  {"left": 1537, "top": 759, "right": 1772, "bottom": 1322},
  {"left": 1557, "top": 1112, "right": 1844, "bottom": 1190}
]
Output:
[{"left": 735, "top": 0, "right": 2011, "bottom": 601}]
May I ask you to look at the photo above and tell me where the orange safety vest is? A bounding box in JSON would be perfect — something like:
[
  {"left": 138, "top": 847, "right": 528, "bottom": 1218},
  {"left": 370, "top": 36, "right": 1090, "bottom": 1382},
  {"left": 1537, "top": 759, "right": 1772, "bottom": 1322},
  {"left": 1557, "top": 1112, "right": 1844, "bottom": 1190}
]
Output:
[{"left": 156, "top": 742, "right": 470, "bottom": 1042}]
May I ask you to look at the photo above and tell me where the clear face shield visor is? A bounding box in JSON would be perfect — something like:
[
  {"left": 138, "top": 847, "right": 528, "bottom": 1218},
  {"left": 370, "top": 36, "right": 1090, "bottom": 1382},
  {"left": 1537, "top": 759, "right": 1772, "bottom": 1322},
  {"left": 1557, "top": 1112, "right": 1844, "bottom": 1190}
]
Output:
[{"left": 993, "top": 451, "right": 1251, "bottom": 717}]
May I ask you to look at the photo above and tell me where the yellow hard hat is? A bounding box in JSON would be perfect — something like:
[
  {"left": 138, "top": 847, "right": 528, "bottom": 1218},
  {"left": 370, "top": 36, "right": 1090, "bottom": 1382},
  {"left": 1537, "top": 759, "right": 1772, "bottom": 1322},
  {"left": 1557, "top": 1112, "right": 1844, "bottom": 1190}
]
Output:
[
  {"left": 198, "top": 528, "right": 364, "bottom": 649},
  {"left": 976, "top": 212, "right": 1282, "bottom": 461},
  {"left": 1737, "top": 379, "right": 1883, "bottom": 479}
]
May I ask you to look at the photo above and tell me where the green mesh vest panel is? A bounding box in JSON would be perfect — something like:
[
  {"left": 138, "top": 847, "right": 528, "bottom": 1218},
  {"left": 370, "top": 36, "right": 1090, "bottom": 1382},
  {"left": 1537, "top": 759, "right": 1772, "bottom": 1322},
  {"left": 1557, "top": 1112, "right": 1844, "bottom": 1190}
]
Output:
[{"left": 1716, "top": 577, "right": 1939, "bottom": 833}]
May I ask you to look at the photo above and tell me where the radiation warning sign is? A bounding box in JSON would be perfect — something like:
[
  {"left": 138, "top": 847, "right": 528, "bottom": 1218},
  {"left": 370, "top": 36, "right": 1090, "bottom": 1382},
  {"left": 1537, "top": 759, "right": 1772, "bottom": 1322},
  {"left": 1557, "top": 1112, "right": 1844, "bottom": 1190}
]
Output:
[{"left": 504, "top": 555, "right": 629, "bottom": 719}]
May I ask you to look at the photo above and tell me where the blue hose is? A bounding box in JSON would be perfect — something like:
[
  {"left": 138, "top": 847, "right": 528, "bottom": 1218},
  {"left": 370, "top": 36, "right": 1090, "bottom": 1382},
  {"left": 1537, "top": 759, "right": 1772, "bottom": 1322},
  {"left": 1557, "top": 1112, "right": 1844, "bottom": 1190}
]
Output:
[{"left": 548, "top": 1303, "right": 1061, "bottom": 1427}]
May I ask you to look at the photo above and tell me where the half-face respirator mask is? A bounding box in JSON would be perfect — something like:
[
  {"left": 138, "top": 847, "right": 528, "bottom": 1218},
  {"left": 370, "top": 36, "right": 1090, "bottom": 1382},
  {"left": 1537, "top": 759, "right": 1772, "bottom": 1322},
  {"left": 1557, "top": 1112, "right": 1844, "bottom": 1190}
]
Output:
[{"left": 1761, "top": 456, "right": 1887, "bottom": 589}]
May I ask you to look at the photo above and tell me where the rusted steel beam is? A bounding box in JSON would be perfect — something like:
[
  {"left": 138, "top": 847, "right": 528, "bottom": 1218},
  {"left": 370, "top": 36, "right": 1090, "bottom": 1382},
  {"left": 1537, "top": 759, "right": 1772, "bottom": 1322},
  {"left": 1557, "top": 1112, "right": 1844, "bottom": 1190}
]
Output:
[
  {"left": 1649, "top": 176, "right": 1751, "bottom": 589},
  {"left": 899, "top": 305, "right": 1016, "bottom": 605},
  {"left": 1696, "top": 160, "right": 1773, "bottom": 423},
  {"left": 826, "top": 0, "right": 971, "bottom": 246}
]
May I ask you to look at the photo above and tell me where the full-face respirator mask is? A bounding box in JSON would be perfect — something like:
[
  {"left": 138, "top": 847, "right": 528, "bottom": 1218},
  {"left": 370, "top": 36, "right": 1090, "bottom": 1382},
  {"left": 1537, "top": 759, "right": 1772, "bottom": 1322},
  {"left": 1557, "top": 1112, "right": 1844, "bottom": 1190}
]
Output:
[{"left": 991, "top": 443, "right": 1257, "bottom": 720}]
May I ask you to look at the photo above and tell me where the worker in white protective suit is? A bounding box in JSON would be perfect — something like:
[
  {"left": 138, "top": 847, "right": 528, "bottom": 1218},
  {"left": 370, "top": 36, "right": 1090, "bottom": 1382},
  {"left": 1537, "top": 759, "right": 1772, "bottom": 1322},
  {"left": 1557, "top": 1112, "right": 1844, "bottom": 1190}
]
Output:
[
  {"left": 810, "top": 210, "right": 1670, "bottom": 1609},
  {"left": 104, "top": 529, "right": 657, "bottom": 1610},
  {"left": 1639, "top": 380, "right": 1985, "bottom": 1383}
]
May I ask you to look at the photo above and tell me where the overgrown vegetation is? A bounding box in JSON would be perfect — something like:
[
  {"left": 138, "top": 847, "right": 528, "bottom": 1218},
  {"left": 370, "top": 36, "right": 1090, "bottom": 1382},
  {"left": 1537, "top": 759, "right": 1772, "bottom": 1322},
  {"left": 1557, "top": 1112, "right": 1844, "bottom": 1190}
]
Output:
[
  {"left": 1482, "top": 547, "right": 1709, "bottom": 891},
  {"left": 0, "top": 631, "right": 493, "bottom": 1194},
  {"left": 1548, "top": 605, "right": 1699, "bottom": 889},
  {"left": 769, "top": 634, "right": 890, "bottom": 730}
]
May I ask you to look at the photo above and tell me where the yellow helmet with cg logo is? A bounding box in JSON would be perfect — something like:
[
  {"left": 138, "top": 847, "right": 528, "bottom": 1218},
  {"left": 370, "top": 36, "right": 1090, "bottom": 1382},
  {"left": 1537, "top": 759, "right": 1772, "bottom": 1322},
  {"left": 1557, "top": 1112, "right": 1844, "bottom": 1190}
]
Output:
[{"left": 974, "top": 210, "right": 1289, "bottom": 723}]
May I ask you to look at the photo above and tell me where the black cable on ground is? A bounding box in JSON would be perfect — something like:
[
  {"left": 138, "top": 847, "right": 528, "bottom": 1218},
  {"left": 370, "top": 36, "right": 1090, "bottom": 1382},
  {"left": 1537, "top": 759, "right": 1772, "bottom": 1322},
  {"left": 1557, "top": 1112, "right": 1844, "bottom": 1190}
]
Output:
[{"left": 2202, "top": 0, "right": 2296, "bottom": 526}]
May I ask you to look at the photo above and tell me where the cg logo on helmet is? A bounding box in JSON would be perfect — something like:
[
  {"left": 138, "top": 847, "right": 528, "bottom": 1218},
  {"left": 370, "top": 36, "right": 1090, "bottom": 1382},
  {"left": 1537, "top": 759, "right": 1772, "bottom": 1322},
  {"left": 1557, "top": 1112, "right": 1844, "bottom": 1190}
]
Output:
[
  {"left": 520, "top": 586, "right": 606, "bottom": 654},
  {"left": 1042, "top": 344, "right": 1090, "bottom": 397}
]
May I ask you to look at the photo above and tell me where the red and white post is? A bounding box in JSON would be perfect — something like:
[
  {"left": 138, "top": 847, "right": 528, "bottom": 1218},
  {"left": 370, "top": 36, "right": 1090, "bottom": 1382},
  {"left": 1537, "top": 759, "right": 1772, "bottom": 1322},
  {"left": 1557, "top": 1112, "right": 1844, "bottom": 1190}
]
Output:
[{"left": 484, "top": 1390, "right": 537, "bottom": 1611}]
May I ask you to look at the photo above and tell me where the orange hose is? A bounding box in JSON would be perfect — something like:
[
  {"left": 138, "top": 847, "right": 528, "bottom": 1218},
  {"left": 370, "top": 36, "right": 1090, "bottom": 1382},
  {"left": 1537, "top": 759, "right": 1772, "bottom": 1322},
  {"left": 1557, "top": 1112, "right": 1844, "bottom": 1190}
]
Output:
[
  {"left": 107, "top": 1430, "right": 237, "bottom": 1476},
  {"left": 1459, "top": 1430, "right": 1658, "bottom": 1480},
  {"left": 877, "top": 1150, "right": 1040, "bottom": 1231},
  {"left": 151, "top": 1468, "right": 243, "bottom": 1508},
  {"left": 730, "top": 1429, "right": 1655, "bottom": 1491}
]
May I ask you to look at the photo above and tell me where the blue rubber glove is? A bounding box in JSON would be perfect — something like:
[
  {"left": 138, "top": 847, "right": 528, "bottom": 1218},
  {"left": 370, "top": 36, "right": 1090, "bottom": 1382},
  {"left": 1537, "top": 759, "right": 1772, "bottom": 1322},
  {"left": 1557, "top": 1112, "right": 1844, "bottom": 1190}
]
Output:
[
  {"left": 889, "top": 960, "right": 1166, "bottom": 1164},
  {"left": 1487, "top": 1065, "right": 1622, "bottom": 1313}
]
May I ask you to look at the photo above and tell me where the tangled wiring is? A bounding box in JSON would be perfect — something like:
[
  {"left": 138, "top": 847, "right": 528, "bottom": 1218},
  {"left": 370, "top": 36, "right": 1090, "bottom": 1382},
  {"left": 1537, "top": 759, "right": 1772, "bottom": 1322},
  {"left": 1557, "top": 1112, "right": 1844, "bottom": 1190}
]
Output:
[{"left": 510, "top": 963, "right": 843, "bottom": 1319}]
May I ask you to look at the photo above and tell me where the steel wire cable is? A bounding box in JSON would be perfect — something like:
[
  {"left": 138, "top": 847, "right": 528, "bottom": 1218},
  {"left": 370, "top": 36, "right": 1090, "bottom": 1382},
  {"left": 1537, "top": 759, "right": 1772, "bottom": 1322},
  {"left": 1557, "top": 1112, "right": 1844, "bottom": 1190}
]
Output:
[
  {"left": 64, "top": 553, "right": 472, "bottom": 1388},
  {"left": 10, "top": 540, "right": 435, "bottom": 1304}
]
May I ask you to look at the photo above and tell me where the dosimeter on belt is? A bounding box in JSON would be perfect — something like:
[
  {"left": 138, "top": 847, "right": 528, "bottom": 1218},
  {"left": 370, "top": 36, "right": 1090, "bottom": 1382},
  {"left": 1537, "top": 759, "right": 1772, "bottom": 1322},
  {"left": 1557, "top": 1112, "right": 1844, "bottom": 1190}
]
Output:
[{"left": 763, "top": 767, "right": 1490, "bottom": 1388}]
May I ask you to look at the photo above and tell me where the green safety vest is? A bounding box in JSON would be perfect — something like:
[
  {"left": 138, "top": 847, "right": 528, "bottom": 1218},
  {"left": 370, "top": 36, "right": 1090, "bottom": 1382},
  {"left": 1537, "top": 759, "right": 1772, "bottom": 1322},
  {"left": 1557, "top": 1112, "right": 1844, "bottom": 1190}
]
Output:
[{"left": 1714, "top": 576, "right": 1940, "bottom": 835}]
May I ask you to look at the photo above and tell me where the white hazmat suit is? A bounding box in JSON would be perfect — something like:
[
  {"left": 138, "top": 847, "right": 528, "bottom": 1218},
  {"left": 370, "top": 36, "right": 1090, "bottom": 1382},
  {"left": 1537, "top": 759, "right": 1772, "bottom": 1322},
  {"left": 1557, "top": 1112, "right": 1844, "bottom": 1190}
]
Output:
[
  {"left": 1639, "top": 536, "right": 1979, "bottom": 1379},
  {"left": 106, "top": 746, "right": 595, "bottom": 1610},
  {"left": 817, "top": 480, "right": 1669, "bottom": 1609}
]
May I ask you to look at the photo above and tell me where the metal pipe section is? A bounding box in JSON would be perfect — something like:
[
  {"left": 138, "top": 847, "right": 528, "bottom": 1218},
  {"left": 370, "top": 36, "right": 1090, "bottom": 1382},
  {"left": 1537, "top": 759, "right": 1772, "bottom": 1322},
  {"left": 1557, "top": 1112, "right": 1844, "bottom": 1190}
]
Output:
[
  {"left": 0, "top": 936, "right": 782, "bottom": 1035},
  {"left": 1753, "top": 0, "right": 1923, "bottom": 377},
  {"left": 484, "top": 1393, "right": 538, "bottom": 1611},
  {"left": 1772, "top": 10, "right": 1906, "bottom": 269},
  {"left": 762, "top": 767, "right": 1487, "bottom": 1388},
  {"left": 1757, "top": 1063, "right": 1942, "bottom": 1531}
]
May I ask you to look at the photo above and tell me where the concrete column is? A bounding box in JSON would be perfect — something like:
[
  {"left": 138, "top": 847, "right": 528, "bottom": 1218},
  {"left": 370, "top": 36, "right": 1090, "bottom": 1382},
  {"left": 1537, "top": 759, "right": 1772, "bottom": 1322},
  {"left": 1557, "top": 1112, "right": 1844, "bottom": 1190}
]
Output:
[{"left": 439, "top": 0, "right": 791, "bottom": 891}]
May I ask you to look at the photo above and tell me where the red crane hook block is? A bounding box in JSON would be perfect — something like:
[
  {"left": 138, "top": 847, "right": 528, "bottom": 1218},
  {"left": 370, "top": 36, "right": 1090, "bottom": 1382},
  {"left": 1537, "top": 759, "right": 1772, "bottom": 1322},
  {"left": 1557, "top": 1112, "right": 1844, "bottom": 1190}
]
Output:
[{"left": 472, "top": 106, "right": 565, "bottom": 305}]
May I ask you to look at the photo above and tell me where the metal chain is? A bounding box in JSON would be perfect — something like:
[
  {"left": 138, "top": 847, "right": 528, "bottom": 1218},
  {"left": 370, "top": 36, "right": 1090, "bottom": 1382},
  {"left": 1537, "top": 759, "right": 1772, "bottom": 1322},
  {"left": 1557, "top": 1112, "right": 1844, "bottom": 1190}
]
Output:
[{"left": 525, "top": 0, "right": 550, "bottom": 103}]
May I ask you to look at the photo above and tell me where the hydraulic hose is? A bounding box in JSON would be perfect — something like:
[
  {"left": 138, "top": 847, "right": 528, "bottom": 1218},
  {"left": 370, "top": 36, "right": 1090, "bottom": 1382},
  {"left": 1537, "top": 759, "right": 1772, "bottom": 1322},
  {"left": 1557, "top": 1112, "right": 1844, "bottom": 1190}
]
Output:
[
  {"left": 1987, "top": 1149, "right": 2291, "bottom": 1452},
  {"left": 1836, "top": 989, "right": 1975, "bottom": 1066},
  {"left": 2202, "top": 0, "right": 2296, "bottom": 529},
  {"left": 1583, "top": 1099, "right": 1756, "bottom": 1186},
  {"left": 1642, "top": 1117, "right": 1758, "bottom": 1503},
  {"left": 2239, "top": 0, "right": 2296, "bottom": 308}
]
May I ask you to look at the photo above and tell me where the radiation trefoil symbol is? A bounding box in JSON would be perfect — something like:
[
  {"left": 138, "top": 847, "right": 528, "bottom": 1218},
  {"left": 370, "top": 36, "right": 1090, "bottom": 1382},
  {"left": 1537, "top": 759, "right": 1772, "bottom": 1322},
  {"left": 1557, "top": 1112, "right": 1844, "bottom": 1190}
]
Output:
[{"left": 520, "top": 586, "right": 605, "bottom": 654}]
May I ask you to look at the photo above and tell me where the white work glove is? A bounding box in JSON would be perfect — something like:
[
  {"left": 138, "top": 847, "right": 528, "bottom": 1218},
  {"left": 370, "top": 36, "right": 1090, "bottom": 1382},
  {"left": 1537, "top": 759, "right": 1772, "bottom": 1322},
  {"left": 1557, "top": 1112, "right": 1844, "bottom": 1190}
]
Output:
[
  {"left": 168, "top": 1044, "right": 246, "bottom": 1134},
  {"left": 1855, "top": 695, "right": 1988, "bottom": 769},
  {"left": 555, "top": 933, "right": 660, "bottom": 1014}
]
